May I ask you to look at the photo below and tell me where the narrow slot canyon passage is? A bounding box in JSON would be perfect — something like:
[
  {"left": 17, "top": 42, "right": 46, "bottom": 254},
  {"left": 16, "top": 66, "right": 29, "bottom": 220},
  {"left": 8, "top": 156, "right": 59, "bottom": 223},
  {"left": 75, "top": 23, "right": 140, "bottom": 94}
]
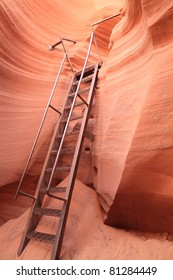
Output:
[{"left": 0, "top": 0, "right": 173, "bottom": 260}]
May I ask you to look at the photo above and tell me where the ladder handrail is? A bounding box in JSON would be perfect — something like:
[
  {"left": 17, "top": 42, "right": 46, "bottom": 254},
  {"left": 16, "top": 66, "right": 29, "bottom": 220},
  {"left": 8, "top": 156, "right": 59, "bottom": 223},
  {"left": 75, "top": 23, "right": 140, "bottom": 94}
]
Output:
[
  {"left": 15, "top": 11, "right": 121, "bottom": 200},
  {"left": 48, "top": 38, "right": 76, "bottom": 73},
  {"left": 91, "top": 12, "right": 121, "bottom": 64},
  {"left": 14, "top": 53, "right": 67, "bottom": 200},
  {"left": 60, "top": 37, "right": 75, "bottom": 73},
  {"left": 48, "top": 38, "right": 77, "bottom": 50},
  {"left": 91, "top": 12, "right": 121, "bottom": 27},
  {"left": 91, "top": 27, "right": 102, "bottom": 64},
  {"left": 46, "top": 31, "right": 95, "bottom": 198}
]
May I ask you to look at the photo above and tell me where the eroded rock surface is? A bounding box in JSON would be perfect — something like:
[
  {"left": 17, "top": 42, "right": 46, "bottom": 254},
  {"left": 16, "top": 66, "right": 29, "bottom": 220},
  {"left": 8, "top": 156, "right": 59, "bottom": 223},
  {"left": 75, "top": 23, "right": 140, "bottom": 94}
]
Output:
[
  {"left": 1, "top": 0, "right": 173, "bottom": 251},
  {"left": 93, "top": 0, "right": 173, "bottom": 232}
]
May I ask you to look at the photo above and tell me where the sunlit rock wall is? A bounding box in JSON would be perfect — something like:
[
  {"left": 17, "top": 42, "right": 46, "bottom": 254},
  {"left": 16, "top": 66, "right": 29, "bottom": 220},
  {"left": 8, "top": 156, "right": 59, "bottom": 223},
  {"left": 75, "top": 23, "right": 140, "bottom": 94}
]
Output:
[
  {"left": 0, "top": 0, "right": 123, "bottom": 186},
  {"left": 93, "top": 0, "right": 173, "bottom": 232},
  {"left": 1, "top": 0, "right": 173, "bottom": 233}
]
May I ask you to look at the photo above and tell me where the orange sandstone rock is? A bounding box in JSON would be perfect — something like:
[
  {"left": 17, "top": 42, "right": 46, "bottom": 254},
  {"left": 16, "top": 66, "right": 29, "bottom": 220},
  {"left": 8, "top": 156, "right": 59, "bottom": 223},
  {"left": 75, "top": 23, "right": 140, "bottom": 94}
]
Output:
[
  {"left": 1, "top": 0, "right": 173, "bottom": 258},
  {"left": 93, "top": 0, "right": 173, "bottom": 232}
]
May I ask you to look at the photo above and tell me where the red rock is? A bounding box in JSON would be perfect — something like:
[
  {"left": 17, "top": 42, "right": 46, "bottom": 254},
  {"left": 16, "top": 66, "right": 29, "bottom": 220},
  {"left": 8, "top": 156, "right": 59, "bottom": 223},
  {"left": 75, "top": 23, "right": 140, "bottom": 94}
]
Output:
[{"left": 1, "top": 0, "right": 173, "bottom": 259}]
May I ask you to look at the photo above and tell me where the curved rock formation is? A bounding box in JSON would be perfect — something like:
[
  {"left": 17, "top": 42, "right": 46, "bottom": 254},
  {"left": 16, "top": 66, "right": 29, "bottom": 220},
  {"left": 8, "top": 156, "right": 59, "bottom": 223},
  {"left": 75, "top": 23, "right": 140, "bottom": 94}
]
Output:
[
  {"left": 93, "top": 0, "right": 173, "bottom": 232},
  {"left": 0, "top": 0, "right": 122, "bottom": 186},
  {"left": 0, "top": 0, "right": 173, "bottom": 259}
]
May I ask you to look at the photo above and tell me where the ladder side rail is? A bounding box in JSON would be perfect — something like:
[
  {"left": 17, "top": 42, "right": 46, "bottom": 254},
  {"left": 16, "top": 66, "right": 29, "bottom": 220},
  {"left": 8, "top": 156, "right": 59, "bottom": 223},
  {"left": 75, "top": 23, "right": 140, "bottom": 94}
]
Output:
[
  {"left": 67, "top": 63, "right": 99, "bottom": 197},
  {"left": 52, "top": 63, "right": 99, "bottom": 259},
  {"left": 46, "top": 31, "right": 95, "bottom": 198},
  {"left": 14, "top": 53, "right": 67, "bottom": 200}
]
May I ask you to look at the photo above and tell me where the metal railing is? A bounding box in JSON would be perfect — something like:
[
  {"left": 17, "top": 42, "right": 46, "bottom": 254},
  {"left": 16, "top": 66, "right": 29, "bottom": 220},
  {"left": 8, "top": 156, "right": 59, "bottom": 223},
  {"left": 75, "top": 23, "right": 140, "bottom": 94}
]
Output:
[
  {"left": 46, "top": 31, "right": 96, "bottom": 199},
  {"left": 91, "top": 12, "right": 121, "bottom": 27},
  {"left": 14, "top": 12, "right": 121, "bottom": 200},
  {"left": 14, "top": 39, "right": 76, "bottom": 200},
  {"left": 46, "top": 12, "right": 122, "bottom": 199},
  {"left": 48, "top": 38, "right": 77, "bottom": 73},
  {"left": 90, "top": 12, "right": 121, "bottom": 63}
]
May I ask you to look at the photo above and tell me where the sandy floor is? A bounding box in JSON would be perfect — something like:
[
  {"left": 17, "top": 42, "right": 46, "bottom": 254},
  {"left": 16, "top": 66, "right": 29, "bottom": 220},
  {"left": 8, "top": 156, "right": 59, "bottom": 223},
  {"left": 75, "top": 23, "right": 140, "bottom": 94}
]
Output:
[{"left": 0, "top": 178, "right": 173, "bottom": 260}]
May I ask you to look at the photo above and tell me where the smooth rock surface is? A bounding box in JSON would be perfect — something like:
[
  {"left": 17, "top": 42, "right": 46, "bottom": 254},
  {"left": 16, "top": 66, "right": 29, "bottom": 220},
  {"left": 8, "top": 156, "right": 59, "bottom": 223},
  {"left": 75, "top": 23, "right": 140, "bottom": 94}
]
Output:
[
  {"left": 93, "top": 0, "right": 173, "bottom": 232},
  {"left": 1, "top": 0, "right": 173, "bottom": 259}
]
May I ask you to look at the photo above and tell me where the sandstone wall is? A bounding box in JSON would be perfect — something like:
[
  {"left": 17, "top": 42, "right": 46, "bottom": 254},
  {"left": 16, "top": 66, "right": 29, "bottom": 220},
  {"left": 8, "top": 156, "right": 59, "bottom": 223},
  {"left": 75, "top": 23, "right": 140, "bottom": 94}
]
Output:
[
  {"left": 0, "top": 0, "right": 123, "bottom": 186},
  {"left": 93, "top": 0, "right": 173, "bottom": 232},
  {"left": 1, "top": 0, "right": 173, "bottom": 233}
]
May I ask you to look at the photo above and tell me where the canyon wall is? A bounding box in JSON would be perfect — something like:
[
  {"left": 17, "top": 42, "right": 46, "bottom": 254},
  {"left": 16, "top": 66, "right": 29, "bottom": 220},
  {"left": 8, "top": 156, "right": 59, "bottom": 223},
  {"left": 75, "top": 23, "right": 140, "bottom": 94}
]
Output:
[
  {"left": 0, "top": 0, "right": 123, "bottom": 186},
  {"left": 1, "top": 0, "right": 173, "bottom": 234},
  {"left": 93, "top": 0, "right": 173, "bottom": 232}
]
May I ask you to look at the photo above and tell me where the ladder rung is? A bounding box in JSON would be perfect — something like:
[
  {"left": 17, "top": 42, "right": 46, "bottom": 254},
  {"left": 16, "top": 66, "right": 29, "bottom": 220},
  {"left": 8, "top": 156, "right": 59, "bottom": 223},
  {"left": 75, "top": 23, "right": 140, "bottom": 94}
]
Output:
[
  {"left": 46, "top": 166, "right": 71, "bottom": 173},
  {"left": 73, "top": 74, "right": 93, "bottom": 86},
  {"left": 75, "top": 64, "right": 96, "bottom": 77},
  {"left": 27, "top": 231, "right": 56, "bottom": 243},
  {"left": 61, "top": 115, "right": 83, "bottom": 124},
  {"left": 51, "top": 147, "right": 75, "bottom": 155},
  {"left": 65, "top": 101, "right": 83, "bottom": 110},
  {"left": 69, "top": 87, "right": 90, "bottom": 97},
  {"left": 34, "top": 207, "right": 62, "bottom": 217}
]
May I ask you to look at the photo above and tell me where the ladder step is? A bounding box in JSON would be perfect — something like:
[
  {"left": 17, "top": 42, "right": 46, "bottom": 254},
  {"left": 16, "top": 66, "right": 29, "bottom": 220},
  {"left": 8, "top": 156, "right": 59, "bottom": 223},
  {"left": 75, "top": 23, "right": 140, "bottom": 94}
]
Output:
[
  {"left": 34, "top": 207, "right": 62, "bottom": 217},
  {"left": 46, "top": 166, "right": 71, "bottom": 173},
  {"left": 61, "top": 115, "right": 83, "bottom": 124},
  {"left": 69, "top": 87, "right": 90, "bottom": 98},
  {"left": 27, "top": 231, "right": 56, "bottom": 243},
  {"left": 73, "top": 74, "right": 93, "bottom": 86},
  {"left": 65, "top": 101, "right": 83, "bottom": 110},
  {"left": 51, "top": 147, "right": 75, "bottom": 155},
  {"left": 75, "top": 64, "right": 96, "bottom": 77}
]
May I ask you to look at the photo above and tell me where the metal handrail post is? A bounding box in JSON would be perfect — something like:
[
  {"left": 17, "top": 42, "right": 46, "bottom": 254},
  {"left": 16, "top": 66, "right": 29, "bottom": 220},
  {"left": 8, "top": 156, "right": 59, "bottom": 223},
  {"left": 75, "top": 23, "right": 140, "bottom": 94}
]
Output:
[
  {"left": 47, "top": 32, "right": 94, "bottom": 197},
  {"left": 14, "top": 53, "right": 67, "bottom": 200},
  {"left": 60, "top": 37, "right": 75, "bottom": 73},
  {"left": 90, "top": 25, "right": 102, "bottom": 64},
  {"left": 90, "top": 12, "right": 121, "bottom": 64}
]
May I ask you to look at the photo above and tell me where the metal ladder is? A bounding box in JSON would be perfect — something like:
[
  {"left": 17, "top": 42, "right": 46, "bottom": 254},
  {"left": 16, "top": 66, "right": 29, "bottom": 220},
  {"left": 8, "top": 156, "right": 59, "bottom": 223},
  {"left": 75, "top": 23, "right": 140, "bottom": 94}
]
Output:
[
  {"left": 14, "top": 11, "right": 122, "bottom": 259},
  {"left": 16, "top": 32, "right": 101, "bottom": 259}
]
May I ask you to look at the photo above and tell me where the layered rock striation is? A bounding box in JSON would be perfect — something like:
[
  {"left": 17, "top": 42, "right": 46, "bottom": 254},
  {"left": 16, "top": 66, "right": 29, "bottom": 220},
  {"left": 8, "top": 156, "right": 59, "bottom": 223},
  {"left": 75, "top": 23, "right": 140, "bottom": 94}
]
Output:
[
  {"left": 1, "top": 0, "right": 173, "bottom": 242},
  {"left": 93, "top": 0, "right": 173, "bottom": 232}
]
